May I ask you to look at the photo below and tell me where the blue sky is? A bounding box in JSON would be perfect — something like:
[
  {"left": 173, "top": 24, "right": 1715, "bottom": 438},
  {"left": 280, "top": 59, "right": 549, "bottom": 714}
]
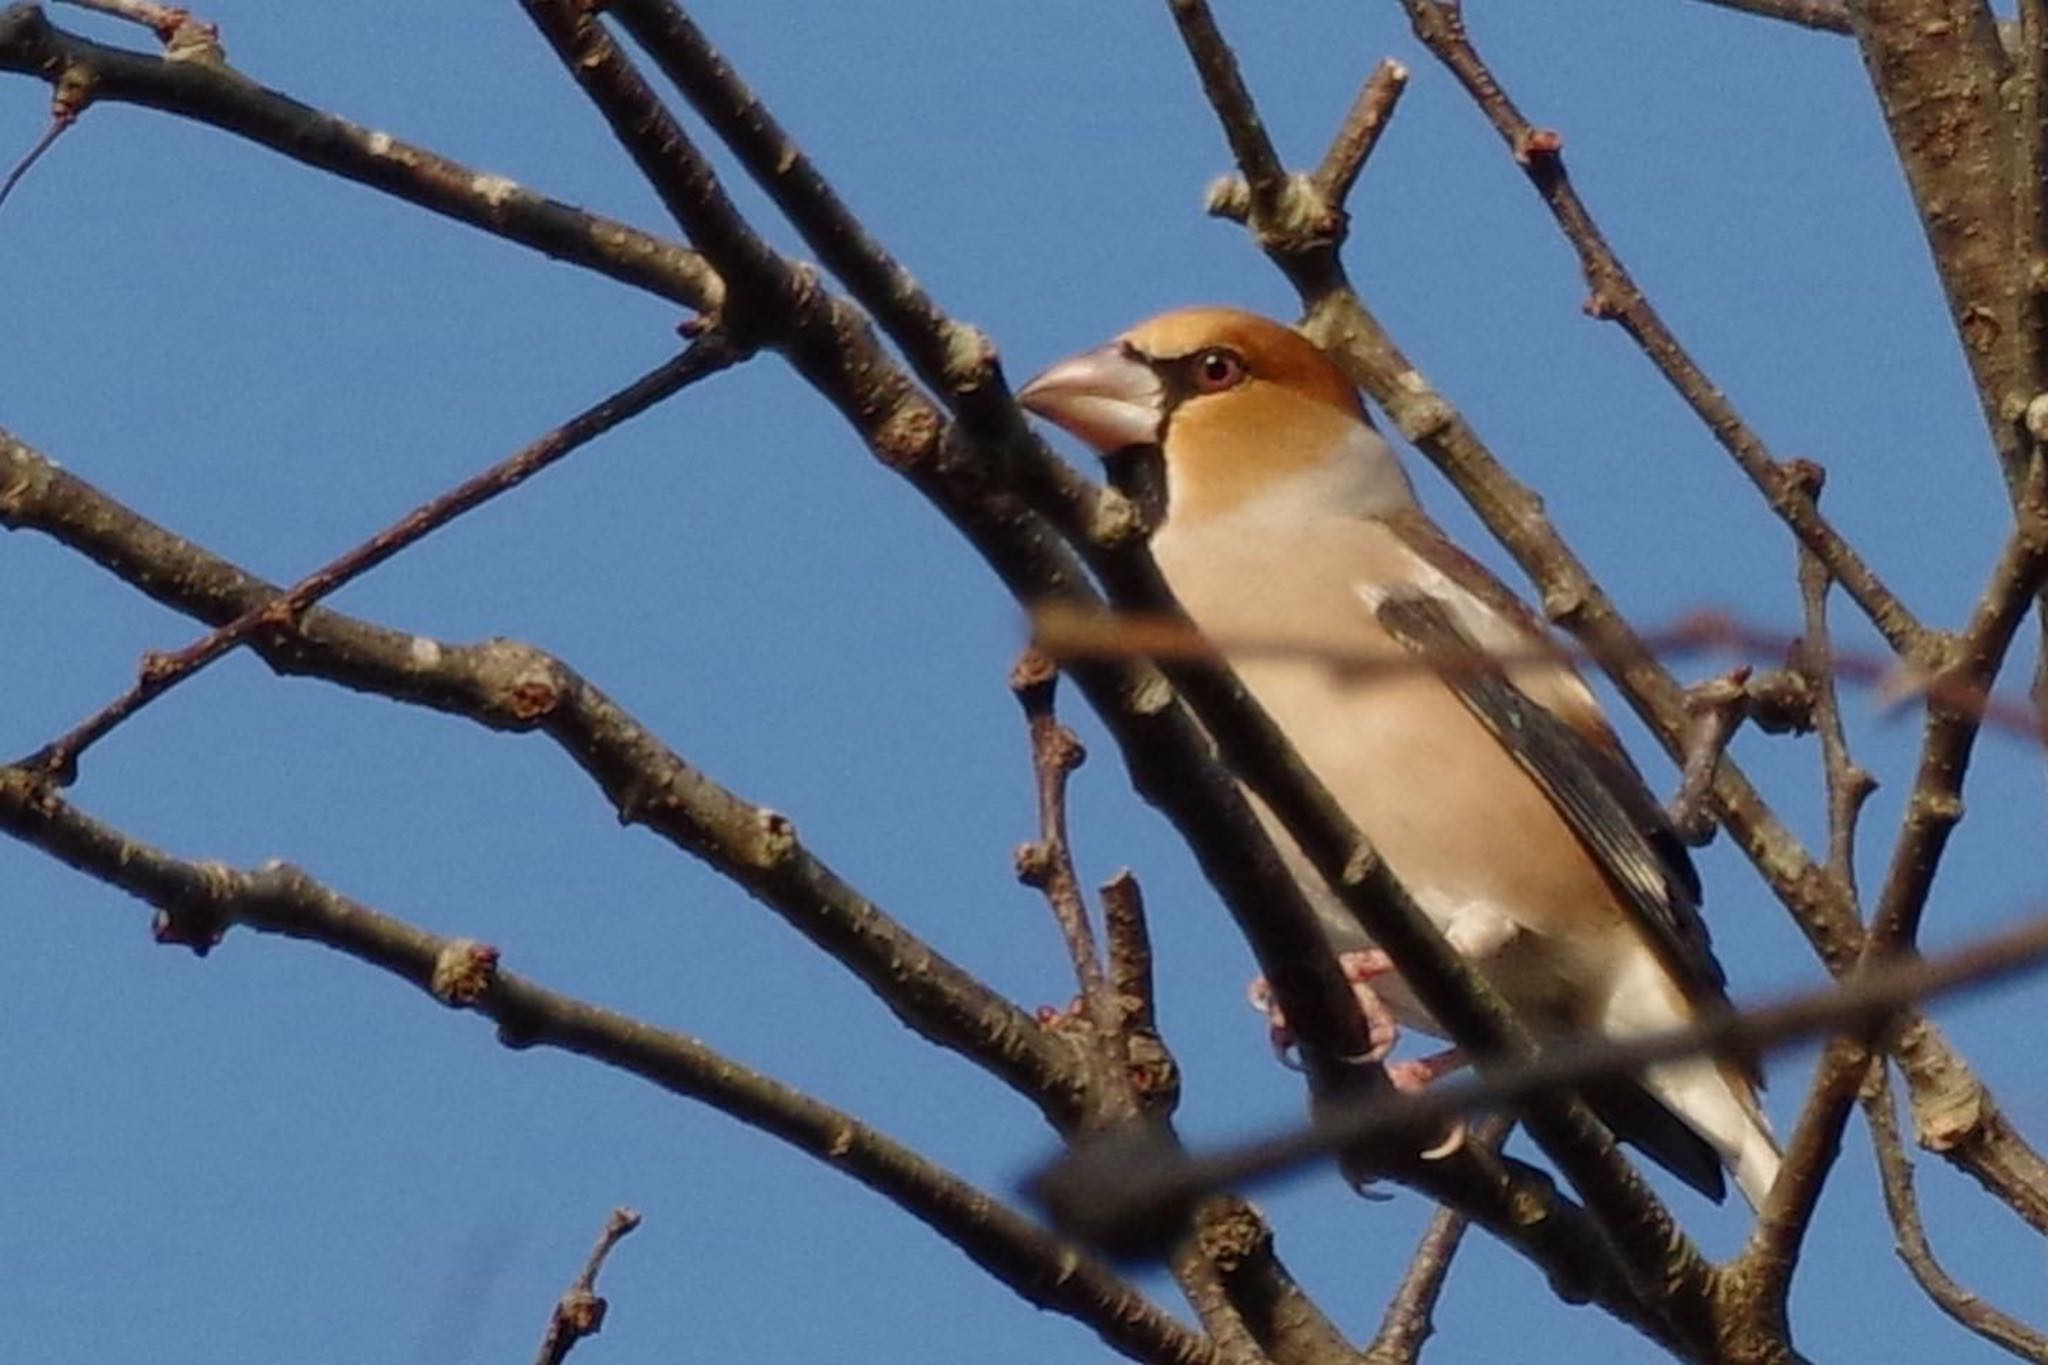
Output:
[{"left": 4, "top": 2, "right": 2043, "bottom": 1360}]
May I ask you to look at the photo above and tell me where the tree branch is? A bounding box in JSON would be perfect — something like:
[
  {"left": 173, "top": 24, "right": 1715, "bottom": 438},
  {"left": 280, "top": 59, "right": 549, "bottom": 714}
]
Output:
[
  {"left": 1863, "top": 1067, "right": 2048, "bottom": 1361},
  {"left": 1844, "top": 0, "right": 2026, "bottom": 489},
  {"left": 7, "top": 4, "right": 1749, "bottom": 1343},
  {"left": 1688, "top": 0, "right": 1854, "bottom": 32},
  {"left": 1036, "top": 900, "right": 2048, "bottom": 1245},
  {"left": 19, "top": 335, "right": 742, "bottom": 783},
  {"left": 533, "top": 1208, "right": 641, "bottom": 1365},
  {"left": 1360, "top": 1196, "right": 1473, "bottom": 1365},
  {"left": 1179, "top": 0, "right": 2048, "bottom": 1236},
  {"left": 0, "top": 3, "right": 724, "bottom": 313},
  {"left": 605, "top": 0, "right": 1013, "bottom": 435},
  {"left": 1868, "top": 460, "right": 2048, "bottom": 951},
  {"left": 0, "top": 768, "right": 1218, "bottom": 1365},
  {"left": 513, "top": 0, "right": 1394, "bottom": 1111},
  {"left": 1311, "top": 59, "right": 1409, "bottom": 211},
  {"left": 1791, "top": 483, "right": 1880, "bottom": 891},
  {"left": 0, "top": 428, "right": 1090, "bottom": 1127},
  {"left": 1396, "top": 0, "right": 1929, "bottom": 662}
]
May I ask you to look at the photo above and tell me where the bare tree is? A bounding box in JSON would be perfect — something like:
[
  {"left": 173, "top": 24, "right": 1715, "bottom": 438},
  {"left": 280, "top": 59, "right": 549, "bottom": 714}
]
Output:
[{"left": 4, "top": 2, "right": 2047, "bottom": 1361}]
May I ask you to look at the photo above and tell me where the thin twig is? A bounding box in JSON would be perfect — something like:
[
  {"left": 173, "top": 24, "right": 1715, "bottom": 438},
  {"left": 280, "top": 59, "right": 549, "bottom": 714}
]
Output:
[
  {"left": 1667, "top": 667, "right": 1753, "bottom": 844},
  {"left": 533, "top": 1208, "right": 642, "bottom": 1365},
  {"left": 1686, "top": 0, "right": 1853, "bottom": 31},
  {"left": 1361, "top": 1192, "right": 1477, "bottom": 1365},
  {"left": 1863, "top": 1067, "right": 2048, "bottom": 1361},
  {"left": 1868, "top": 460, "right": 2048, "bottom": 951},
  {"left": 1164, "top": 0, "right": 1291, "bottom": 234},
  {"left": 0, "top": 58, "right": 90, "bottom": 214},
  {"left": 1736, "top": 1037, "right": 1872, "bottom": 1312},
  {"left": 1396, "top": 0, "right": 1929, "bottom": 662},
  {"left": 1791, "top": 467, "right": 1878, "bottom": 893},
  {"left": 1031, "top": 604, "right": 2047, "bottom": 746},
  {"left": 1102, "top": 871, "right": 1158, "bottom": 1040},
  {"left": 1034, "top": 899, "right": 2048, "bottom": 1252},
  {"left": 0, "top": 6, "right": 723, "bottom": 312},
  {"left": 1725, "top": 480, "right": 1885, "bottom": 1312},
  {"left": 1181, "top": 0, "right": 2048, "bottom": 1238},
  {"left": 1009, "top": 662, "right": 1341, "bottom": 1365},
  {"left": 53, "top": 0, "right": 203, "bottom": 43},
  {"left": 19, "top": 336, "right": 742, "bottom": 783},
  {"left": 1312, "top": 59, "right": 1409, "bottom": 208},
  {"left": 0, "top": 428, "right": 1089, "bottom": 1128},
  {"left": 1011, "top": 650, "right": 1127, "bottom": 1113},
  {"left": 0, "top": 767, "right": 1221, "bottom": 1365}
]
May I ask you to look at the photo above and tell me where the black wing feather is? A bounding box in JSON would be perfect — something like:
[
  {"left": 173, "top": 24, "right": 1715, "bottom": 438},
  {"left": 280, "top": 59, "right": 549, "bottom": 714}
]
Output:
[
  {"left": 1375, "top": 594, "right": 1734, "bottom": 1200},
  {"left": 1374, "top": 595, "right": 1724, "bottom": 993}
]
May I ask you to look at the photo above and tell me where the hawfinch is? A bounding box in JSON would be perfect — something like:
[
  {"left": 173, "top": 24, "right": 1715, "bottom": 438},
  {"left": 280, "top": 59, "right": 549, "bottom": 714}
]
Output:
[{"left": 1017, "top": 306, "right": 1780, "bottom": 1209}]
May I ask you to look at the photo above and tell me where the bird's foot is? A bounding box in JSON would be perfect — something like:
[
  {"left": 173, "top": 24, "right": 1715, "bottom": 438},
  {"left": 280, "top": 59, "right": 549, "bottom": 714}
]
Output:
[{"left": 1247, "top": 949, "right": 1402, "bottom": 1068}]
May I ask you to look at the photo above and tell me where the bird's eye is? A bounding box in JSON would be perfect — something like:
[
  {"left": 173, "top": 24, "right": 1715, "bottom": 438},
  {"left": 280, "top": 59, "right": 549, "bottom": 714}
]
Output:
[{"left": 1191, "top": 347, "right": 1247, "bottom": 393}]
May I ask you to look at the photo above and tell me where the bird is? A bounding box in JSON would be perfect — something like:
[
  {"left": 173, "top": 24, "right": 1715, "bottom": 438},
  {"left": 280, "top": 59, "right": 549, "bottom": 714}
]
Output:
[{"left": 1016, "top": 305, "right": 1780, "bottom": 1209}]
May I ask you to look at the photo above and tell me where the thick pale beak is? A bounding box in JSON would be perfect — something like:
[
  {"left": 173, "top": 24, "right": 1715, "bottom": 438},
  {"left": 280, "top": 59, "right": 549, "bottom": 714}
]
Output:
[{"left": 1016, "top": 343, "right": 1164, "bottom": 455}]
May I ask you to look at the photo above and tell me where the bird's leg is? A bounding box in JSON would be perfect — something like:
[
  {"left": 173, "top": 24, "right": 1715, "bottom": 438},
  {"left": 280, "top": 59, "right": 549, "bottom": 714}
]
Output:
[{"left": 1247, "top": 948, "right": 1402, "bottom": 1066}]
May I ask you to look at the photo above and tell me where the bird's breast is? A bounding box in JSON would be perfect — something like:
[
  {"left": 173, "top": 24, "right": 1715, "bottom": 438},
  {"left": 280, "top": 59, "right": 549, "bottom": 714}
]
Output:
[{"left": 1152, "top": 513, "right": 1633, "bottom": 1029}]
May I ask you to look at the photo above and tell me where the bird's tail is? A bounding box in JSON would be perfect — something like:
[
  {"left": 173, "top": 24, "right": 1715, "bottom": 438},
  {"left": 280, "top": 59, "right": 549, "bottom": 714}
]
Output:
[
  {"left": 1602, "top": 953, "right": 1782, "bottom": 1210},
  {"left": 1639, "top": 1053, "right": 1781, "bottom": 1211}
]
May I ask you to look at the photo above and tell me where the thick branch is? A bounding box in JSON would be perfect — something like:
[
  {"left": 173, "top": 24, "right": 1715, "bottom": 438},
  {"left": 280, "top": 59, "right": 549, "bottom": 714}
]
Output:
[
  {"left": 1039, "top": 901, "right": 2048, "bottom": 1238},
  {"left": 1180, "top": 0, "right": 2048, "bottom": 1231},
  {"left": 514, "top": 0, "right": 1395, "bottom": 1107},
  {"left": 0, "top": 769, "right": 1216, "bottom": 1365},
  {"left": 0, "top": 3, "right": 724, "bottom": 312},
  {"left": 1845, "top": 0, "right": 2027, "bottom": 485},
  {"left": 606, "top": 0, "right": 1014, "bottom": 438},
  {"left": 0, "top": 428, "right": 1088, "bottom": 1126}
]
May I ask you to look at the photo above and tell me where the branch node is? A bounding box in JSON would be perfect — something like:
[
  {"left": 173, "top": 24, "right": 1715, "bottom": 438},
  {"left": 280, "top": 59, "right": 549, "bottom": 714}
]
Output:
[
  {"left": 150, "top": 859, "right": 234, "bottom": 954},
  {"left": 1014, "top": 840, "right": 1053, "bottom": 888},
  {"left": 1203, "top": 173, "right": 1251, "bottom": 223},
  {"left": 1744, "top": 668, "right": 1816, "bottom": 735},
  {"left": 1668, "top": 668, "right": 1752, "bottom": 843},
  {"left": 751, "top": 809, "right": 798, "bottom": 870},
  {"left": 940, "top": 322, "right": 998, "bottom": 394},
  {"left": 1086, "top": 484, "right": 1152, "bottom": 549},
  {"left": 430, "top": 938, "right": 501, "bottom": 1006},
  {"left": 1513, "top": 126, "right": 1564, "bottom": 165},
  {"left": 2024, "top": 392, "right": 2048, "bottom": 445},
  {"left": 162, "top": 15, "right": 225, "bottom": 66}
]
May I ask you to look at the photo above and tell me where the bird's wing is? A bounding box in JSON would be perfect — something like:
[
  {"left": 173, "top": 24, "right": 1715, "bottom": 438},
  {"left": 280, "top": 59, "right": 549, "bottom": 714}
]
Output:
[{"left": 1368, "top": 515, "right": 1724, "bottom": 1002}]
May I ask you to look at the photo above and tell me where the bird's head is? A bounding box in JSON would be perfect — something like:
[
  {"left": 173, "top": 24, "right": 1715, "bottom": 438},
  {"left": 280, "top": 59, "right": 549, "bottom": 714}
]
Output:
[{"left": 1017, "top": 306, "right": 1414, "bottom": 524}]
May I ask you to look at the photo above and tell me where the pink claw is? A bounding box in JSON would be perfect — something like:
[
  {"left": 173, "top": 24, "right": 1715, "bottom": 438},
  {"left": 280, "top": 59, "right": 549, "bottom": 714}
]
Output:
[
  {"left": 1247, "top": 948, "right": 1404, "bottom": 1067},
  {"left": 1384, "top": 1047, "right": 1470, "bottom": 1159}
]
